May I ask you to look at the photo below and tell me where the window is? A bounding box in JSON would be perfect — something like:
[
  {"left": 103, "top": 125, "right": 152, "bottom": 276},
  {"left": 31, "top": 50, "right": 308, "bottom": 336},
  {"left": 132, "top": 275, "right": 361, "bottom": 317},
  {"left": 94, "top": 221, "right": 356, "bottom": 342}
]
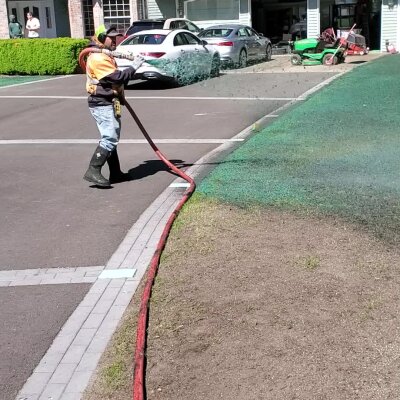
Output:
[
  {"left": 238, "top": 28, "right": 248, "bottom": 37},
  {"left": 121, "top": 33, "right": 167, "bottom": 45},
  {"left": 176, "top": 21, "right": 188, "bottom": 29},
  {"left": 45, "top": 7, "right": 52, "bottom": 29},
  {"left": 186, "top": 21, "right": 201, "bottom": 32},
  {"left": 245, "top": 27, "right": 257, "bottom": 37},
  {"left": 199, "top": 29, "right": 232, "bottom": 38},
  {"left": 182, "top": 32, "right": 200, "bottom": 45},
  {"left": 173, "top": 33, "right": 187, "bottom": 46},
  {"left": 103, "top": 0, "right": 131, "bottom": 34},
  {"left": 126, "top": 21, "right": 164, "bottom": 36},
  {"left": 82, "top": 0, "right": 94, "bottom": 36},
  {"left": 33, "top": 6, "right": 39, "bottom": 19}
]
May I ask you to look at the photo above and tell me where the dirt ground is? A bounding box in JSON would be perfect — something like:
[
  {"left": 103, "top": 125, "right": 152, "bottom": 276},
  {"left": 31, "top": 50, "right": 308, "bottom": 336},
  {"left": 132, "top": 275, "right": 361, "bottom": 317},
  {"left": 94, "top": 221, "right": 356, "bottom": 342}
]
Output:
[
  {"left": 144, "top": 201, "right": 400, "bottom": 400},
  {"left": 84, "top": 199, "right": 400, "bottom": 400}
]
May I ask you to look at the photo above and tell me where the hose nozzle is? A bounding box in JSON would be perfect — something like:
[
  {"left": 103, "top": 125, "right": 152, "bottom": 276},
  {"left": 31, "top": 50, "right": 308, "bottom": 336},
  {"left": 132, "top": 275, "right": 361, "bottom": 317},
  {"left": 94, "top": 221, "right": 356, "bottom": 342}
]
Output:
[{"left": 102, "top": 49, "right": 136, "bottom": 60}]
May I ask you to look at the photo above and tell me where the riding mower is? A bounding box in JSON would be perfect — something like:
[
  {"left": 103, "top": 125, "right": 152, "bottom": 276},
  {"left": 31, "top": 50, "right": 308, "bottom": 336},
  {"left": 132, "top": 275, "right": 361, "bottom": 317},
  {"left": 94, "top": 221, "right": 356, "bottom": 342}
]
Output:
[{"left": 290, "top": 28, "right": 346, "bottom": 66}]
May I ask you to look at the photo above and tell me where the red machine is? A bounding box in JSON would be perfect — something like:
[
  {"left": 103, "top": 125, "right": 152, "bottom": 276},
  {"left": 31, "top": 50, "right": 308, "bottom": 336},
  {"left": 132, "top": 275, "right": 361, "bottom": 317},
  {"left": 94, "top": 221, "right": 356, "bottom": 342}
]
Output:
[{"left": 339, "top": 25, "right": 369, "bottom": 55}]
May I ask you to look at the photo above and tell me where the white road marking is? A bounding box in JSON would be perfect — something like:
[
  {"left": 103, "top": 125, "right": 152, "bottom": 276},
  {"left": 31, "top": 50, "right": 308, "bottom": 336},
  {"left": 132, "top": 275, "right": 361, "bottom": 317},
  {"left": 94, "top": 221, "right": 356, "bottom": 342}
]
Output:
[
  {"left": 194, "top": 112, "right": 226, "bottom": 116},
  {"left": 0, "top": 138, "right": 245, "bottom": 145},
  {"left": 223, "top": 70, "right": 338, "bottom": 74},
  {"left": 0, "top": 95, "right": 301, "bottom": 101},
  {"left": 98, "top": 269, "right": 136, "bottom": 279}
]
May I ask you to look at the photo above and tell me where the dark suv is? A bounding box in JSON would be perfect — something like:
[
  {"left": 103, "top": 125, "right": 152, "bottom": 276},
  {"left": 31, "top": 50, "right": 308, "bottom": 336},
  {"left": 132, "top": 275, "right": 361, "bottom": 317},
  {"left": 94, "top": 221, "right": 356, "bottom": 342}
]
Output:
[{"left": 124, "top": 18, "right": 202, "bottom": 38}]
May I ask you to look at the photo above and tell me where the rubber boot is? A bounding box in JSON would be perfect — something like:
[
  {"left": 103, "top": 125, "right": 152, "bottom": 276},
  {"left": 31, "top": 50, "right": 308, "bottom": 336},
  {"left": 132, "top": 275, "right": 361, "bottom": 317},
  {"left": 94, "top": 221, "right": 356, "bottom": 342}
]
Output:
[
  {"left": 107, "top": 148, "right": 130, "bottom": 184},
  {"left": 83, "top": 145, "right": 111, "bottom": 187}
]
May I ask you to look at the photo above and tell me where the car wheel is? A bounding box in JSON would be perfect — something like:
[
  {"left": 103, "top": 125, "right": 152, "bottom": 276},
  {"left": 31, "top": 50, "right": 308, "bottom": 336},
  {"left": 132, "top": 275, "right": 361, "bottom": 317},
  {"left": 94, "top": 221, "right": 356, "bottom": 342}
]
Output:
[
  {"left": 322, "top": 54, "right": 338, "bottom": 65},
  {"left": 265, "top": 44, "right": 272, "bottom": 61},
  {"left": 210, "top": 55, "right": 220, "bottom": 77},
  {"left": 237, "top": 49, "right": 247, "bottom": 68},
  {"left": 173, "top": 75, "right": 185, "bottom": 87},
  {"left": 290, "top": 54, "right": 302, "bottom": 65}
]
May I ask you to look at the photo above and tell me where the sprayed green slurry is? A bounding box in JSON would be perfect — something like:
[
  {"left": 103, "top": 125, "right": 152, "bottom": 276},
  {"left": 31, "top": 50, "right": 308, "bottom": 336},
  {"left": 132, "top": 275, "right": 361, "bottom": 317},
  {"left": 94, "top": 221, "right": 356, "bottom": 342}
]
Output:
[
  {"left": 0, "top": 75, "right": 53, "bottom": 87},
  {"left": 146, "top": 52, "right": 215, "bottom": 85},
  {"left": 199, "top": 54, "right": 400, "bottom": 244}
]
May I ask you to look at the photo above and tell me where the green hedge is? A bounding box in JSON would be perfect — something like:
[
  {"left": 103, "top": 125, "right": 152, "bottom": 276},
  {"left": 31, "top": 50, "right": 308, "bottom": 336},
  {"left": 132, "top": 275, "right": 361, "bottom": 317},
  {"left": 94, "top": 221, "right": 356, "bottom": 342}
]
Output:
[{"left": 0, "top": 37, "right": 90, "bottom": 75}]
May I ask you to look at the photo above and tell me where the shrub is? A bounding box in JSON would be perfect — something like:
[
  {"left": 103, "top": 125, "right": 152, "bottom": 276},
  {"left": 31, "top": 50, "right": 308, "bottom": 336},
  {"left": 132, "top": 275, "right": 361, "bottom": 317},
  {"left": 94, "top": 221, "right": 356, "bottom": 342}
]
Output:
[{"left": 0, "top": 37, "right": 90, "bottom": 75}]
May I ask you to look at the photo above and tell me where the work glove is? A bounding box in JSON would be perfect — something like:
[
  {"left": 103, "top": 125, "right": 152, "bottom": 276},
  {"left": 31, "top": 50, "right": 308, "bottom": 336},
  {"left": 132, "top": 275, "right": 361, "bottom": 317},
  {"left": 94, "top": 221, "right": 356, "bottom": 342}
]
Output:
[{"left": 131, "top": 55, "right": 146, "bottom": 70}]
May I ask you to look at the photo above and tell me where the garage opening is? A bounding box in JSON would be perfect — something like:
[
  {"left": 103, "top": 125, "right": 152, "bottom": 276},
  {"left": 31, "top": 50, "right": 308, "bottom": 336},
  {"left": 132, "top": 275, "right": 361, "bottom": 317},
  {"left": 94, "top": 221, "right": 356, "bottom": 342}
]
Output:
[{"left": 251, "top": 0, "right": 381, "bottom": 50}]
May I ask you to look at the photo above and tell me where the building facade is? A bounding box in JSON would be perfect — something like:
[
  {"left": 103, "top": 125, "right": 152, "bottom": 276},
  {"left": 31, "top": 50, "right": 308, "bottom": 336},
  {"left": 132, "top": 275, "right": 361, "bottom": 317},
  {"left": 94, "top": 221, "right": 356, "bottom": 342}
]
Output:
[{"left": 0, "top": 0, "right": 398, "bottom": 51}]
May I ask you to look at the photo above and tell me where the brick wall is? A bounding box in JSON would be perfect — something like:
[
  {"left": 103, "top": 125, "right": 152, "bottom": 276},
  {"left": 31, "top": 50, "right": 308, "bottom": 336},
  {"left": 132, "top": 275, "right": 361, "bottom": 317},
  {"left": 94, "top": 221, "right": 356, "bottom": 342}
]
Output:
[
  {"left": 0, "top": 0, "right": 10, "bottom": 38},
  {"left": 68, "top": 0, "right": 85, "bottom": 38},
  {"left": 0, "top": 0, "right": 141, "bottom": 39}
]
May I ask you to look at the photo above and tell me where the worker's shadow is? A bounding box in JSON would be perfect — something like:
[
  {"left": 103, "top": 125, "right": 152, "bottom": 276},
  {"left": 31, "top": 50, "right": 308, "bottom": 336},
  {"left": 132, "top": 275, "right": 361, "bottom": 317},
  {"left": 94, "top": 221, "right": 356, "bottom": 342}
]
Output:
[{"left": 123, "top": 159, "right": 192, "bottom": 182}]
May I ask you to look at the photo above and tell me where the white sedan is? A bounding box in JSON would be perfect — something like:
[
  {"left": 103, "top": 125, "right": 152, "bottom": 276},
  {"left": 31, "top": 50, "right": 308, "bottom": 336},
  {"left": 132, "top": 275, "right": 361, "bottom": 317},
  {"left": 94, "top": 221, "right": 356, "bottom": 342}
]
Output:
[{"left": 115, "top": 29, "right": 220, "bottom": 85}]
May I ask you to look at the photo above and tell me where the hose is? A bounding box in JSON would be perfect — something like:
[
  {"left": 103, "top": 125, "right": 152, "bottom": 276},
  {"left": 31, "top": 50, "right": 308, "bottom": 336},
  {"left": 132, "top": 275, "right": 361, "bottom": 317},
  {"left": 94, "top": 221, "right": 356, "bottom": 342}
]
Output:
[{"left": 79, "top": 48, "right": 196, "bottom": 400}]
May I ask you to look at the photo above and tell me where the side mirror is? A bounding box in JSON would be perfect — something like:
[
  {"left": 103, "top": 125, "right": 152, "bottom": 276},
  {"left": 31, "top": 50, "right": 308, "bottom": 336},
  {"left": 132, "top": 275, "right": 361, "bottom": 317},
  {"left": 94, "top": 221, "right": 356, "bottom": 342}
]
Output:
[
  {"left": 201, "top": 39, "right": 208, "bottom": 45},
  {"left": 258, "top": 32, "right": 264, "bottom": 37}
]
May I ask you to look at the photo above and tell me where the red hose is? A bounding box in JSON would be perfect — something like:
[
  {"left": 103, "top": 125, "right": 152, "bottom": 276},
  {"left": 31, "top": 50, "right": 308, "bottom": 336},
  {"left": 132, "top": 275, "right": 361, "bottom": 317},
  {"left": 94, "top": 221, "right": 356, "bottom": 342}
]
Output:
[
  {"left": 79, "top": 48, "right": 196, "bottom": 400},
  {"left": 124, "top": 101, "right": 195, "bottom": 400},
  {"left": 78, "top": 47, "right": 97, "bottom": 71}
]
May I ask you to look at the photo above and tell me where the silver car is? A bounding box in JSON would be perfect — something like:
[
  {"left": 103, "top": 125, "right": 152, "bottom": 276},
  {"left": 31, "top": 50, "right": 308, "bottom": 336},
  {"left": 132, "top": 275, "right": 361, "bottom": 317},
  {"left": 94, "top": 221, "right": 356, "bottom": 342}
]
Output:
[{"left": 199, "top": 24, "right": 272, "bottom": 68}]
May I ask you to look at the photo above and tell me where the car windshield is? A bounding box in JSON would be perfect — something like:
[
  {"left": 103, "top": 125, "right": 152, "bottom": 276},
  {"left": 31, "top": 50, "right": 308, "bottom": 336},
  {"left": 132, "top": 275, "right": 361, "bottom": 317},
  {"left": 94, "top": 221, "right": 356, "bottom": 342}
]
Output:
[
  {"left": 199, "top": 29, "right": 232, "bottom": 38},
  {"left": 125, "top": 22, "right": 164, "bottom": 36},
  {"left": 120, "top": 34, "right": 167, "bottom": 46}
]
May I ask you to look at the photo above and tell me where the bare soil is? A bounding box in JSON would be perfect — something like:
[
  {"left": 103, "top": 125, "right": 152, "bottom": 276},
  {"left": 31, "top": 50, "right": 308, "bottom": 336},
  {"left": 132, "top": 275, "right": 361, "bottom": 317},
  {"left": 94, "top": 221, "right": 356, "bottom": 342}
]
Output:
[
  {"left": 84, "top": 200, "right": 400, "bottom": 400},
  {"left": 146, "top": 202, "right": 400, "bottom": 400}
]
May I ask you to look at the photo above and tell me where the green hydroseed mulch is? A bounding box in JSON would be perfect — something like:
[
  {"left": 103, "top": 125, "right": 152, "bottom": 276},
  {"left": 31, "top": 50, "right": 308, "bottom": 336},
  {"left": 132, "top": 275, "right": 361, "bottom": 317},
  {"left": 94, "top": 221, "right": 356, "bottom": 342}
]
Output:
[
  {"left": 0, "top": 75, "right": 53, "bottom": 87},
  {"left": 198, "top": 54, "right": 400, "bottom": 244}
]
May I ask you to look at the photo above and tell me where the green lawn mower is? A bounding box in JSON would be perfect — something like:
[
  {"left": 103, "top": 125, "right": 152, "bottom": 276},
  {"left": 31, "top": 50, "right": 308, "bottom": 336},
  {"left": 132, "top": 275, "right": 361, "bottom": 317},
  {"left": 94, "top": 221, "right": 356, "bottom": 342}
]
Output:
[{"left": 290, "top": 28, "right": 346, "bottom": 66}]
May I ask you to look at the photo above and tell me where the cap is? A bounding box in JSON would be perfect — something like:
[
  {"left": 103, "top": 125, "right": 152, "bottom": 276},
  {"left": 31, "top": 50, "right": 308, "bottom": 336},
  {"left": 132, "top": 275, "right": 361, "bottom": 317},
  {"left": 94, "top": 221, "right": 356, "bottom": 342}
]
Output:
[
  {"left": 95, "top": 25, "right": 122, "bottom": 43},
  {"left": 105, "top": 27, "right": 122, "bottom": 38}
]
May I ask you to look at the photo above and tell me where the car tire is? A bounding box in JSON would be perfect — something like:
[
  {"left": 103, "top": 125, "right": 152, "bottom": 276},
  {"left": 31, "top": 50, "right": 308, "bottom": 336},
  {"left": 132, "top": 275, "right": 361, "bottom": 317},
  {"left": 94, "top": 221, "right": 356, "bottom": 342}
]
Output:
[
  {"left": 322, "top": 54, "right": 338, "bottom": 65},
  {"left": 290, "top": 54, "right": 302, "bottom": 65},
  {"left": 210, "top": 55, "right": 220, "bottom": 77},
  {"left": 265, "top": 44, "right": 272, "bottom": 61},
  {"left": 173, "top": 76, "right": 184, "bottom": 87},
  {"left": 237, "top": 49, "right": 247, "bottom": 68}
]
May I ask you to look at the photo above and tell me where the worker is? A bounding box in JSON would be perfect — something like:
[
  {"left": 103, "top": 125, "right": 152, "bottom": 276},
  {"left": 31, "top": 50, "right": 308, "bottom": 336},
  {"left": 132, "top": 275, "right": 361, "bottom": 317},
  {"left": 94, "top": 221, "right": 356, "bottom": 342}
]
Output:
[{"left": 83, "top": 25, "right": 145, "bottom": 187}]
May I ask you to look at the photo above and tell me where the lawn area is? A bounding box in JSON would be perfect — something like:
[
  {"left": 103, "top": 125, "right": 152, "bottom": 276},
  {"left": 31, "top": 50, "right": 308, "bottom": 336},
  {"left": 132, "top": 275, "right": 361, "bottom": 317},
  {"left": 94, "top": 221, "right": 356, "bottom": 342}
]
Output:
[
  {"left": 0, "top": 75, "right": 53, "bottom": 87},
  {"left": 199, "top": 54, "right": 400, "bottom": 245}
]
